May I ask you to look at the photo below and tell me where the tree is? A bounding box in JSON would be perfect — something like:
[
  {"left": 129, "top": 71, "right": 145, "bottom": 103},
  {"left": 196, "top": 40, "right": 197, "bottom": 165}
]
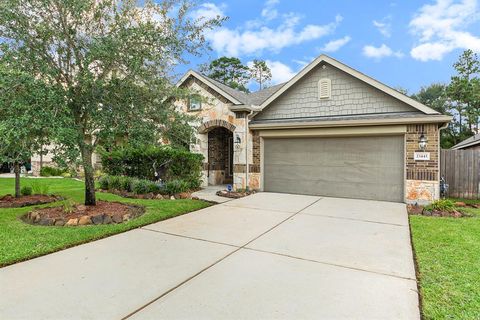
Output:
[
  {"left": 200, "top": 57, "right": 250, "bottom": 92},
  {"left": 447, "top": 49, "right": 480, "bottom": 132},
  {"left": 412, "top": 83, "right": 474, "bottom": 148},
  {"left": 0, "top": 64, "right": 58, "bottom": 197},
  {"left": 249, "top": 59, "right": 272, "bottom": 90},
  {"left": 0, "top": 0, "right": 223, "bottom": 205}
]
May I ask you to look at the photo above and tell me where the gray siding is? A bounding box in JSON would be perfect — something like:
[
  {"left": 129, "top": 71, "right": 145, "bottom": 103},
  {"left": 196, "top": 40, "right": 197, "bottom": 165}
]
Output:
[{"left": 256, "top": 64, "right": 416, "bottom": 121}]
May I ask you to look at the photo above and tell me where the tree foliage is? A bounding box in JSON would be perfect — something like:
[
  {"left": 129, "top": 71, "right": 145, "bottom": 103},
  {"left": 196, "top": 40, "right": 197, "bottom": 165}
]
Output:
[
  {"left": 249, "top": 59, "right": 272, "bottom": 90},
  {"left": 0, "top": 64, "right": 59, "bottom": 197},
  {"left": 199, "top": 56, "right": 250, "bottom": 92},
  {"left": 0, "top": 0, "right": 223, "bottom": 205}
]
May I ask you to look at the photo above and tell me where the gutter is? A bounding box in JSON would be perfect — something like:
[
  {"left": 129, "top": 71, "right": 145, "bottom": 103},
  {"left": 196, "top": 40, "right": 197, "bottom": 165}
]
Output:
[{"left": 249, "top": 115, "right": 453, "bottom": 130}]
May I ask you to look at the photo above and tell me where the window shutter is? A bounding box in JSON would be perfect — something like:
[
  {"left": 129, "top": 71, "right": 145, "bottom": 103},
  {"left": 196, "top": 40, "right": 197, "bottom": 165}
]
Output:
[{"left": 318, "top": 78, "right": 331, "bottom": 99}]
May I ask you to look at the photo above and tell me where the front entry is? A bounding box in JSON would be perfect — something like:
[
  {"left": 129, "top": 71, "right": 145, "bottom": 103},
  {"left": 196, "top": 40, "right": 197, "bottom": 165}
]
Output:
[{"left": 207, "top": 127, "right": 234, "bottom": 185}]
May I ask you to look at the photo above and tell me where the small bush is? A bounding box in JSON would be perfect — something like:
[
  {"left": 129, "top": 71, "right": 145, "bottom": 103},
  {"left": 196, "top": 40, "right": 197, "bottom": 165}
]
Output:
[
  {"left": 29, "top": 181, "right": 50, "bottom": 195},
  {"left": 119, "top": 176, "right": 134, "bottom": 192},
  {"left": 164, "top": 179, "right": 190, "bottom": 195},
  {"left": 108, "top": 175, "right": 123, "bottom": 190},
  {"left": 40, "top": 166, "right": 66, "bottom": 177},
  {"left": 98, "top": 175, "right": 110, "bottom": 190},
  {"left": 131, "top": 179, "right": 149, "bottom": 194},
  {"left": 425, "top": 199, "right": 456, "bottom": 212},
  {"left": 20, "top": 186, "right": 32, "bottom": 196},
  {"left": 62, "top": 199, "right": 77, "bottom": 214}
]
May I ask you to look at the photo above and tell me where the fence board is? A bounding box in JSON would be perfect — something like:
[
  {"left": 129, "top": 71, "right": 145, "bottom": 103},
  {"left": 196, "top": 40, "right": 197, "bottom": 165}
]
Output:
[{"left": 441, "top": 149, "right": 480, "bottom": 199}]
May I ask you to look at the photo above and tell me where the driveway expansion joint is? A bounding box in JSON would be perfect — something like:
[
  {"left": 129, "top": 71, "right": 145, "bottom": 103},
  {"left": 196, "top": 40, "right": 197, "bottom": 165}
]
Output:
[
  {"left": 122, "top": 197, "right": 324, "bottom": 319},
  {"left": 299, "top": 212, "right": 408, "bottom": 227}
]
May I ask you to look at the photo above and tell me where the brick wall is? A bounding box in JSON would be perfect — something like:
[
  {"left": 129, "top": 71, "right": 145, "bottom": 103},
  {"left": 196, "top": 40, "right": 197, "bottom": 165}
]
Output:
[
  {"left": 406, "top": 124, "right": 439, "bottom": 181},
  {"left": 250, "top": 131, "right": 261, "bottom": 173}
]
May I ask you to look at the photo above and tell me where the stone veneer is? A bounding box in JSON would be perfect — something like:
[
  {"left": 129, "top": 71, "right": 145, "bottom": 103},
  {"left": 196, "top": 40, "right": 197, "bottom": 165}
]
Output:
[{"left": 405, "top": 123, "right": 440, "bottom": 204}]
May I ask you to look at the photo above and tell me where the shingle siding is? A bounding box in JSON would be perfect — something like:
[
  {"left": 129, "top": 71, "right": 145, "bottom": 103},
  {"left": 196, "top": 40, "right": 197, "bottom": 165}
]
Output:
[{"left": 255, "top": 64, "right": 417, "bottom": 120}]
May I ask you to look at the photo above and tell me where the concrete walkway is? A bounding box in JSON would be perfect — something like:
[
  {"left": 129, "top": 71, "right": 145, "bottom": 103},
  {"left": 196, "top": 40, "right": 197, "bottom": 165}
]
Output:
[
  {"left": 0, "top": 193, "right": 419, "bottom": 319},
  {"left": 191, "top": 185, "right": 232, "bottom": 203}
]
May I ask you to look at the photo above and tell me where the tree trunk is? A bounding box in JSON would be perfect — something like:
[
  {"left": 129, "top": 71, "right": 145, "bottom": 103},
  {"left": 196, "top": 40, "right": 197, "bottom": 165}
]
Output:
[
  {"left": 14, "top": 162, "right": 20, "bottom": 198},
  {"left": 80, "top": 144, "right": 96, "bottom": 206}
]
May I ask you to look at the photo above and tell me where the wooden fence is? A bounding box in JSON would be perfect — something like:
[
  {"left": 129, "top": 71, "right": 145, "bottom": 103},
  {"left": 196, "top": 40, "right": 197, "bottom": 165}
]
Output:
[{"left": 441, "top": 149, "right": 480, "bottom": 199}]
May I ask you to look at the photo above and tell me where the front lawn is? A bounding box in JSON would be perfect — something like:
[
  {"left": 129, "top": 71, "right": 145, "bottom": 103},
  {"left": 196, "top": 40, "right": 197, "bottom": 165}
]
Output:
[
  {"left": 410, "top": 199, "right": 480, "bottom": 319},
  {"left": 0, "top": 178, "right": 210, "bottom": 267}
]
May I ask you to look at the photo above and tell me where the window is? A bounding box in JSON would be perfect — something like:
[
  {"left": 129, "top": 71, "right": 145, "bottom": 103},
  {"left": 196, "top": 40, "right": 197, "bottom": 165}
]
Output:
[
  {"left": 318, "top": 78, "right": 331, "bottom": 100},
  {"left": 188, "top": 95, "right": 202, "bottom": 111}
]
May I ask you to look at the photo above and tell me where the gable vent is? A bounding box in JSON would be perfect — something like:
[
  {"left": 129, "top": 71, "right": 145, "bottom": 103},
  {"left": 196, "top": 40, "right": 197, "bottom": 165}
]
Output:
[{"left": 318, "top": 78, "right": 331, "bottom": 100}]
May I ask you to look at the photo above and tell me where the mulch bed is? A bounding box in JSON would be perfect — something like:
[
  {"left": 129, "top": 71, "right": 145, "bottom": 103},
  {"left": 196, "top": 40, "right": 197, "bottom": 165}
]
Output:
[
  {"left": 407, "top": 202, "right": 477, "bottom": 218},
  {"left": 0, "top": 194, "right": 62, "bottom": 208},
  {"left": 22, "top": 201, "right": 145, "bottom": 227},
  {"left": 216, "top": 190, "right": 255, "bottom": 199},
  {"left": 97, "top": 189, "right": 194, "bottom": 200}
]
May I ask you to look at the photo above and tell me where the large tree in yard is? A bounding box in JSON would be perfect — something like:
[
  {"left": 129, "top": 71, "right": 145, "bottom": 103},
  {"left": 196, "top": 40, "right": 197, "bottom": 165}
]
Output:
[
  {"left": 0, "top": 65, "right": 58, "bottom": 197},
  {"left": 0, "top": 0, "right": 222, "bottom": 205},
  {"left": 200, "top": 57, "right": 250, "bottom": 92}
]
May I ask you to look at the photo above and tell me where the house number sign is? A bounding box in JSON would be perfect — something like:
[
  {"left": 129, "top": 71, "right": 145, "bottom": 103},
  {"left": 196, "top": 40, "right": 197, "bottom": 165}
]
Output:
[{"left": 414, "top": 152, "right": 430, "bottom": 161}]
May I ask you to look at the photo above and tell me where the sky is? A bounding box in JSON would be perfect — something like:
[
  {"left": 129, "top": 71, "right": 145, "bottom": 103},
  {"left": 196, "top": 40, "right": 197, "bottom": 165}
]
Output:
[{"left": 176, "top": 0, "right": 480, "bottom": 94}]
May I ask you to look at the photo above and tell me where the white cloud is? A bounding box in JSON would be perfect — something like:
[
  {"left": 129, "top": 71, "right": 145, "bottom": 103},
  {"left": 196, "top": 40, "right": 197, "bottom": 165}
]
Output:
[
  {"left": 266, "top": 60, "right": 297, "bottom": 84},
  {"left": 362, "top": 44, "right": 404, "bottom": 59},
  {"left": 373, "top": 17, "right": 392, "bottom": 37},
  {"left": 320, "top": 36, "right": 351, "bottom": 52},
  {"left": 409, "top": 0, "right": 480, "bottom": 61},
  {"left": 190, "top": 3, "right": 226, "bottom": 21},
  {"left": 205, "top": 4, "right": 343, "bottom": 57},
  {"left": 261, "top": 0, "right": 279, "bottom": 21}
]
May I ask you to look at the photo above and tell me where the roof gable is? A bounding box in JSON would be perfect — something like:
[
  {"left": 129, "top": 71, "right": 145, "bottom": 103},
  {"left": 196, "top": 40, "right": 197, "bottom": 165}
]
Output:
[{"left": 255, "top": 55, "right": 440, "bottom": 118}]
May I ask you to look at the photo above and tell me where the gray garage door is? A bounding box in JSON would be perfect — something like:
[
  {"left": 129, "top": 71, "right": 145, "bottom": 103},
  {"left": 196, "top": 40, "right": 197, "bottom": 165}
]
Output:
[{"left": 263, "top": 136, "right": 404, "bottom": 202}]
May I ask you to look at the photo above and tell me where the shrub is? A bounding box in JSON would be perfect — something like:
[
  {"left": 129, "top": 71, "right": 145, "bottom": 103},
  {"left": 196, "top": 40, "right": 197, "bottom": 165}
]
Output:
[
  {"left": 425, "top": 199, "right": 456, "bottom": 212},
  {"left": 20, "top": 186, "right": 32, "bottom": 196},
  {"left": 108, "top": 175, "right": 123, "bottom": 190},
  {"left": 98, "top": 176, "right": 110, "bottom": 190},
  {"left": 29, "top": 181, "right": 50, "bottom": 195},
  {"left": 100, "top": 146, "right": 203, "bottom": 187},
  {"left": 40, "top": 166, "right": 66, "bottom": 177},
  {"left": 132, "top": 179, "right": 151, "bottom": 194},
  {"left": 164, "top": 179, "right": 190, "bottom": 195},
  {"left": 119, "top": 176, "right": 134, "bottom": 192}
]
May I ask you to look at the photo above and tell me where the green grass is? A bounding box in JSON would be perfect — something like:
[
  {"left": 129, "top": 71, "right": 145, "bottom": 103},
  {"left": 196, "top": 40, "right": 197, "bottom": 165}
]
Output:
[
  {"left": 410, "top": 198, "right": 480, "bottom": 319},
  {"left": 0, "top": 178, "right": 210, "bottom": 267}
]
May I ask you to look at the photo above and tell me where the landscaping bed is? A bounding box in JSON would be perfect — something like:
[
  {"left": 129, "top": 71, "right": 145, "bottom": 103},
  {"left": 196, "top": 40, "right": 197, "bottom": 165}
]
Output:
[
  {"left": 216, "top": 189, "right": 255, "bottom": 199},
  {"left": 22, "top": 201, "right": 145, "bottom": 226},
  {"left": 0, "top": 194, "right": 61, "bottom": 208},
  {"left": 407, "top": 199, "right": 478, "bottom": 218},
  {"left": 98, "top": 188, "right": 195, "bottom": 200}
]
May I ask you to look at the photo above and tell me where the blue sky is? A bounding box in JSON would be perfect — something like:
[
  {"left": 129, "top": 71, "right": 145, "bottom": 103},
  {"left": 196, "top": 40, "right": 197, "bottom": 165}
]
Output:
[{"left": 178, "top": 0, "right": 480, "bottom": 94}]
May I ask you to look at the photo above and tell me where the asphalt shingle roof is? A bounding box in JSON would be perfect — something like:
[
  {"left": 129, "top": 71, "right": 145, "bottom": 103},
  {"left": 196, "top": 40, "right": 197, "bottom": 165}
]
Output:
[
  {"left": 451, "top": 133, "right": 480, "bottom": 149},
  {"left": 198, "top": 73, "right": 286, "bottom": 106}
]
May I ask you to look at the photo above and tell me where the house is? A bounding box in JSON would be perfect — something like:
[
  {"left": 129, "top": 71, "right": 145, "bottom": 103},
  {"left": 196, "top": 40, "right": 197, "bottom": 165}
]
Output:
[
  {"left": 451, "top": 133, "right": 480, "bottom": 150},
  {"left": 176, "top": 54, "right": 452, "bottom": 204}
]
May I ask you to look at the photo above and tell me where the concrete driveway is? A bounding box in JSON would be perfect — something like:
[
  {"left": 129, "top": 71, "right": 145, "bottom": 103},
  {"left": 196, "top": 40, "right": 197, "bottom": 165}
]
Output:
[{"left": 0, "top": 193, "right": 419, "bottom": 319}]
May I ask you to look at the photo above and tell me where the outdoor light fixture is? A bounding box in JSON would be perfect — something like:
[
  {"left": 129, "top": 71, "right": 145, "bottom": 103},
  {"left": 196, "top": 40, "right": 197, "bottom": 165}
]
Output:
[
  {"left": 235, "top": 134, "right": 242, "bottom": 145},
  {"left": 419, "top": 133, "right": 428, "bottom": 151}
]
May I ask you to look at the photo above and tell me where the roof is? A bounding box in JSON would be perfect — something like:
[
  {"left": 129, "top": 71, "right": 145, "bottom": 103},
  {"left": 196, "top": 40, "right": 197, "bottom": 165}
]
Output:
[
  {"left": 255, "top": 54, "right": 441, "bottom": 117},
  {"left": 176, "top": 70, "right": 285, "bottom": 106},
  {"left": 451, "top": 133, "right": 480, "bottom": 150}
]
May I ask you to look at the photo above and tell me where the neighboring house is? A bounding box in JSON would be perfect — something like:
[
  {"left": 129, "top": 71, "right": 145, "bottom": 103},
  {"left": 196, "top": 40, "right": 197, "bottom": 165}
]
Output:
[
  {"left": 451, "top": 133, "right": 480, "bottom": 150},
  {"left": 177, "top": 54, "right": 451, "bottom": 204}
]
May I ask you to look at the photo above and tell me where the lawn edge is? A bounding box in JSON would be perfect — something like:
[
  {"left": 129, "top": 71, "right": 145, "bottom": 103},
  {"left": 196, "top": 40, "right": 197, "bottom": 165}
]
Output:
[{"left": 408, "top": 215, "right": 425, "bottom": 320}]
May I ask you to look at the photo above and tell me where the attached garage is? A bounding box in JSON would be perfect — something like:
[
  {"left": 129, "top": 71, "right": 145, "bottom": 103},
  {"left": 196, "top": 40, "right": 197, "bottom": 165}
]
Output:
[{"left": 263, "top": 135, "right": 404, "bottom": 202}]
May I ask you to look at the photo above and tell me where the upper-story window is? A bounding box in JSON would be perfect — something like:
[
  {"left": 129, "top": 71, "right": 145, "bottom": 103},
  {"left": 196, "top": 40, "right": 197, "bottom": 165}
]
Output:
[
  {"left": 318, "top": 78, "right": 331, "bottom": 100},
  {"left": 188, "top": 95, "right": 202, "bottom": 111}
]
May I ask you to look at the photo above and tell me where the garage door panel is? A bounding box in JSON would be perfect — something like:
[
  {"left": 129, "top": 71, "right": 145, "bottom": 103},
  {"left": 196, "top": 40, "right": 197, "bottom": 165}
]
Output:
[
  {"left": 264, "top": 164, "right": 403, "bottom": 184},
  {"left": 263, "top": 136, "right": 404, "bottom": 202},
  {"left": 265, "top": 177, "right": 403, "bottom": 201}
]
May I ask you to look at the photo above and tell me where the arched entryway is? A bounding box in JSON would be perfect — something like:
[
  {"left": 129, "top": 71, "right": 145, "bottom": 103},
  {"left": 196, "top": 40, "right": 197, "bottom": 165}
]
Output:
[{"left": 207, "top": 127, "right": 234, "bottom": 185}]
